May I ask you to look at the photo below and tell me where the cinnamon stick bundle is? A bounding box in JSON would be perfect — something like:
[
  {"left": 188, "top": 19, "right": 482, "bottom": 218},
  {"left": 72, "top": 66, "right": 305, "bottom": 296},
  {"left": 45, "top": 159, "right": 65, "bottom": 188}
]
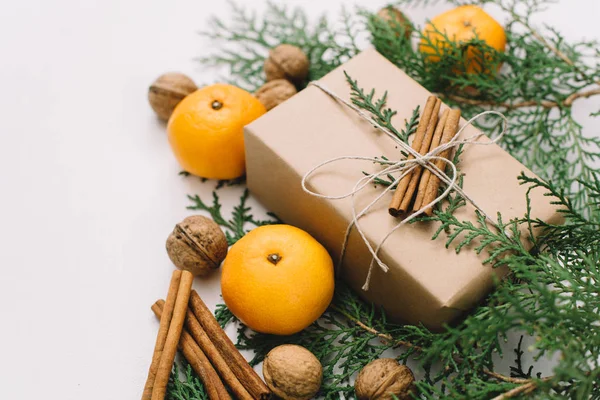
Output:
[
  {"left": 142, "top": 270, "right": 194, "bottom": 400},
  {"left": 189, "top": 290, "right": 272, "bottom": 400},
  {"left": 151, "top": 290, "right": 270, "bottom": 400},
  {"left": 398, "top": 98, "right": 442, "bottom": 213},
  {"left": 152, "top": 300, "right": 230, "bottom": 400},
  {"left": 418, "top": 109, "right": 462, "bottom": 216},
  {"left": 180, "top": 304, "right": 253, "bottom": 399},
  {"left": 142, "top": 270, "right": 181, "bottom": 400},
  {"left": 413, "top": 109, "right": 450, "bottom": 211},
  {"left": 389, "top": 96, "right": 441, "bottom": 216}
]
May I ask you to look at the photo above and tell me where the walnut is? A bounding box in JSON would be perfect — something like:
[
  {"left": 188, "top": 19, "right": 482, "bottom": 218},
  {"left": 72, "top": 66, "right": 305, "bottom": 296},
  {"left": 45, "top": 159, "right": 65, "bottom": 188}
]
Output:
[
  {"left": 148, "top": 72, "right": 197, "bottom": 120},
  {"left": 264, "top": 44, "right": 309, "bottom": 83},
  {"left": 255, "top": 79, "right": 298, "bottom": 111},
  {"left": 355, "top": 359, "right": 415, "bottom": 400},
  {"left": 262, "top": 344, "right": 322, "bottom": 400},
  {"left": 376, "top": 6, "right": 413, "bottom": 39},
  {"left": 166, "top": 215, "right": 228, "bottom": 276}
]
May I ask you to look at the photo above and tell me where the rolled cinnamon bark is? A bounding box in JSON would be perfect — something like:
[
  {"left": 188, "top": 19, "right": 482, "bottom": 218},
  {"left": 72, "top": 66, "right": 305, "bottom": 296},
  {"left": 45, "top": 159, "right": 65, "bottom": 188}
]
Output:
[
  {"left": 189, "top": 290, "right": 271, "bottom": 400},
  {"left": 151, "top": 271, "right": 194, "bottom": 400},
  {"left": 142, "top": 270, "right": 182, "bottom": 400},
  {"left": 421, "top": 109, "right": 462, "bottom": 216},
  {"left": 413, "top": 109, "right": 450, "bottom": 211},
  {"left": 389, "top": 96, "right": 438, "bottom": 216},
  {"left": 397, "top": 97, "right": 442, "bottom": 213},
  {"left": 152, "top": 300, "right": 230, "bottom": 400},
  {"left": 182, "top": 306, "right": 254, "bottom": 400}
]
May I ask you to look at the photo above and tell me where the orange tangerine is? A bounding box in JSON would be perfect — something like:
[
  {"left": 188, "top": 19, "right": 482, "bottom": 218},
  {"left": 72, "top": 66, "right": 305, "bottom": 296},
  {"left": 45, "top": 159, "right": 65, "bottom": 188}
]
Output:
[
  {"left": 167, "top": 84, "right": 266, "bottom": 179},
  {"left": 221, "top": 225, "right": 334, "bottom": 335},
  {"left": 420, "top": 5, "right": 506, "bottom": 74}
]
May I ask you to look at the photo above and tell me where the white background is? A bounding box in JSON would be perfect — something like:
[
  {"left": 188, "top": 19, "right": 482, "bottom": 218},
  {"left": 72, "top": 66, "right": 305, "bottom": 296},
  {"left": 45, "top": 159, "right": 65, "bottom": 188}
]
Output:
[{"left": 1, "top": 0, "right": 599, "bottom": 399}]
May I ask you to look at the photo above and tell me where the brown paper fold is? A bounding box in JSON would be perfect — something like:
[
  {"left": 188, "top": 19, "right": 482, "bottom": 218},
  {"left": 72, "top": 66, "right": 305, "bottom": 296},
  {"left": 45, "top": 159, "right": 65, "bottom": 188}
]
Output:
[{"left": 244, "top": 49, "right": 562, "bottom": 330}]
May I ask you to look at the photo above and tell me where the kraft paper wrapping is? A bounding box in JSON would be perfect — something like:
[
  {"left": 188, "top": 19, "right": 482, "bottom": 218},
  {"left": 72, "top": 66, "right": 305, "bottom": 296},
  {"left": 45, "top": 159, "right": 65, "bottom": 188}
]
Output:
[{"left": 244, "top": 49, "right": 562, "bottom": 330}]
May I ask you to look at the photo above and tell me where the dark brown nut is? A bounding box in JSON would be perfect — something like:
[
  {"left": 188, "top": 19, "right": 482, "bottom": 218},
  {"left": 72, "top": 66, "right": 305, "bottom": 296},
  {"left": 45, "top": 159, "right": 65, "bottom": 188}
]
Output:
[
  {"left": 355, "top": 358, "right": 416, "bottom": 400},
  {"left": 264, "top": 44, "right": 309, "bottom": 83},
  {"left": 255, "top": 79, "right": 298, "bottom": 111},
  {"left": 166, "top": 215, "right": 227, "bottom": 276},
  {"left": 148, "top": 72, "right": 197, "bottom": 120},
  {"left": 263, "top": 344, "right": 322, "bottom": 400}
]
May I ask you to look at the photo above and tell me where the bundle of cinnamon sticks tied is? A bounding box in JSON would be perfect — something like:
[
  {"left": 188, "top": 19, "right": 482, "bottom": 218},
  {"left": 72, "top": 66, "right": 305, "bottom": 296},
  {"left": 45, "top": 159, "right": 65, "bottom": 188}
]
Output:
[
  {"left": 389, "top": 96, "right": 461, "bottom": 217},
  {"left": 142, "top": 270, "right": 271, "bottom": 400}
]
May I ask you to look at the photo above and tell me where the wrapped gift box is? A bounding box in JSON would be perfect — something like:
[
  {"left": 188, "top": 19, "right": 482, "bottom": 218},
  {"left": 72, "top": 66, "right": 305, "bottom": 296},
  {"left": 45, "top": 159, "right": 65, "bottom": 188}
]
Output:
[{"left": 244, "top": 49, "right": 562, "bottom": 330}]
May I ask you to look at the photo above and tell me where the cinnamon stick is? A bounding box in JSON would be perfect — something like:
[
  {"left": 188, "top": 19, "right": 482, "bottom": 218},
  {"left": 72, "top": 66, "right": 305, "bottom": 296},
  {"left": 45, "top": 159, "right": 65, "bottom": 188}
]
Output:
[
  {"left": 152, "top": 300, "right": 230, "bottom": 400},
  {"left": 151, "top": 270, "right": 194, "bottom": 400},
  {"left": 142, "top": 270, "right": 181, "bottom": 400},
  {"left": 189, "top": 290, "right": 271, "bottom": 400},
  {"left": 397, "top": 97, "right": 442, "bottom": 213},
  {"left": 421, "top": 109, "right": 462, "bottom": 216},
  {"left": 413, "top": 109, "right": 450, "bottom": 211},
  {"left": 182, "top": 305, "right": 254, "bottom": 399},
  {"left": 389, "top": 96, "right": 439, "bottom": 216}
]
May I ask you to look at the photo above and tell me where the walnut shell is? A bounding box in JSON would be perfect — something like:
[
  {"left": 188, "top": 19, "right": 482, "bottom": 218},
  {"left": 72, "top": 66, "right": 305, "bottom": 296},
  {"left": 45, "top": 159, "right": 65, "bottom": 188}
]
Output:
[
  {"left": 355, "top": 359, "right": 415, "bottom": 400},
  {"left": 264, "top": 44, "right": 309, "bottom": 83},
  {"left": 263, "top": 344, "right": 322, "bottom": 400},
  {"left": 255, "top": 79, "right": 298, "bottom": 111},
  {"left": 148, "top": 72, "right": 197, "bottom": 120},
  {"left": 376, "top": 6, "right": 413, "bottom": 39},
  {"left": 166, "top": 215, "right": 227, "bottom": 276}
]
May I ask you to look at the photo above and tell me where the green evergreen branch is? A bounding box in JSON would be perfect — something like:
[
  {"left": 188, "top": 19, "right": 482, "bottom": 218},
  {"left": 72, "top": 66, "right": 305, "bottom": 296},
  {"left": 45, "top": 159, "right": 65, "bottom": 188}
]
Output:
[
  {"left": 187, "top": 189, "right": 280, "bottom": 245},
  {"left": 167, "top": 362, "right": 209, "bottom": 400},
  {"left": 344, "top": 71, "right": 409, "bottom": 143},
  {"left": 357, "top": 100, "right": 420, "bottom": 188}
]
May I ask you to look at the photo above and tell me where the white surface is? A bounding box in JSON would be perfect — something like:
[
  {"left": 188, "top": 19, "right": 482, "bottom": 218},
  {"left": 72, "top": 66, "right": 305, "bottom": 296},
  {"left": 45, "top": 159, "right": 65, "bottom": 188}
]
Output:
[{"left": 0, "top": 0, "right": 599, "bottom": 398}]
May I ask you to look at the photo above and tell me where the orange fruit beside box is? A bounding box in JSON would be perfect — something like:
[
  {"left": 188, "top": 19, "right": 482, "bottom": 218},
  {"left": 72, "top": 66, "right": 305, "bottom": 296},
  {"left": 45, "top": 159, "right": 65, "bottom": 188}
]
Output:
[
  {"left": 221, "top": 225, "right": 335, "bottom": 336},
  {"left": 167, "top": 84, "right": 266, "bottom": 179},
  {"left": 420, "top": 5, "right": 506, "bottom": 74}
]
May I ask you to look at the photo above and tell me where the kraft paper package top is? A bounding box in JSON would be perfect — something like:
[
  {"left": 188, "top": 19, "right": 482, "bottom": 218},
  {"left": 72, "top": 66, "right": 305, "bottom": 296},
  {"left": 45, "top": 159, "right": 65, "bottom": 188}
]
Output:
[{"left": 244, "top": 49, "right": 562, "bottom": 330}]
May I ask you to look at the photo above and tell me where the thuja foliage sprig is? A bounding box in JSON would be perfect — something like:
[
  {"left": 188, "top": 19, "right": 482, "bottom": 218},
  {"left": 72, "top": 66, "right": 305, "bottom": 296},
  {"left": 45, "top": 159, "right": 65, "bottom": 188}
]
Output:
[
  {"left": 167, "top": 362, "right": 208, "bottom": 400},
  {"left": 187, "top": 189, "right": 280, "bottom": 245},
  {"left": 349, "top": 72, "right": 422, "bottom": 187},
  {"left": 345, "top": 71, "right": 412, "bottom": 143},
  {"left": 411, "top": 175, "right": 600, "bottom": 398}
]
